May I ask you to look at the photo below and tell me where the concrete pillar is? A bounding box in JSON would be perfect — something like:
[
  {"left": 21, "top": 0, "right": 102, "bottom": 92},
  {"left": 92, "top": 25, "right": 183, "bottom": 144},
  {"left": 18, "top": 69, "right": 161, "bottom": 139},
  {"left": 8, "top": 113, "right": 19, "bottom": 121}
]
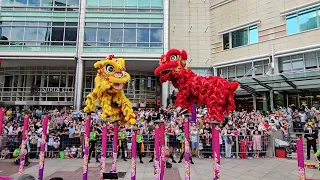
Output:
[
  {"left": 253, "top": 95, "right": 257, "bottom": 110},
  {"left": 161, "top": 0, "right": 169, "bottom": 108},
  {"left": 161, "top": 82, "right": 169, "bottom": 107},
  {"left": 273, "top": 57, "right": 279, "bottom": 74},
  {"left": 213, "top": 67, "right": 217, "bottom": 76},
  {"left": 74, "top": 60, "right": 84, "bottom": 111},
  {"left": 74, "top": 0, "right": 86, "bottom": 111},
  {"left": 263, "top": 92, "right": 268, "bottom": 111},
  {"left": 25, "top": 75, "right": 34, "bottom": 100},
  {"left": 270, "top": 90, "right": 274, "bottom": 111}
]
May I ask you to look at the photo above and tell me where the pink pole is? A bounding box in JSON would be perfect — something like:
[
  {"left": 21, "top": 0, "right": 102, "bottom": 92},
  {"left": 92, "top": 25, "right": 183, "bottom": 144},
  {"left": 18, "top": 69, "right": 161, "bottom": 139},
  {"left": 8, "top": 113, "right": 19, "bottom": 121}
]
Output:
[
  {"left": 131, "top": 129, "right": 137, "bottom": 180},
  {"left": 18, "top": 115, "right": 29, "bottom": 176},
  {"left": 212, "top": 125, "right": 221, "bottom": 180},
  {"left": 296, "top": 136, "right": 306, "bottom": 179},
  {"left": 82, "top": 114, "right": 91, "bottom": 180},
  {"left": 184, "top": 117, "right": 190, "bottom": 180},
  {"left": 159, "top": 122, "right": 165, "bottom": 180},
  {"left": 38, "top": 114, "right": 49, "bottom": 180},
  {"left": 154, "top": 124, "right": 160, "bottom": 180},
  {"left": 0, "top": 108, "right": 4, "bottom": 135},
  {"left": 100, "top": 124, "right": 108, "bottom": 180},
  {"left": 111, "top": 122, "right": 119, "bottom": 172}
]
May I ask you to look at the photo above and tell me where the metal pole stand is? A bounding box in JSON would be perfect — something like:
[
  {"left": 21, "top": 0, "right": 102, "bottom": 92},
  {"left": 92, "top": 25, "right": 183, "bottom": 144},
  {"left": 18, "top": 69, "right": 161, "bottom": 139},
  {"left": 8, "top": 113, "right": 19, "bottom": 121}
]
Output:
[
  {"left": 183, "top": 115, "right": 191, "bottom": 180},
  {"left": 100, "top": 121, "right": 108, "bottom": 180},
  {"left": 153, "top": 120, "right": 161, "bottom": 180},
  {"left": 156, "top": 120, "right": 165, "bottom": 180},
  {"left": 130, "top": 127, "right": 139, "bottom": 180},
  {"left": 103, "top": 120, "right": 119, "bottom": 179},
  {"left": 209, "top": 120, "right": 221, "bottom": 180}
]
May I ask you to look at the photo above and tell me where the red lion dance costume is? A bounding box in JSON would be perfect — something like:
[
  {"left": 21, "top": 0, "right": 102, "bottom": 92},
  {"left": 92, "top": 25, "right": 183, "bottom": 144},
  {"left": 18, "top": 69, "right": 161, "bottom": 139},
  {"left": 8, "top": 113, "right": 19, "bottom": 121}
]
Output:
[{"left": 154, "top": 49, "right": 239, "bottom": 122}]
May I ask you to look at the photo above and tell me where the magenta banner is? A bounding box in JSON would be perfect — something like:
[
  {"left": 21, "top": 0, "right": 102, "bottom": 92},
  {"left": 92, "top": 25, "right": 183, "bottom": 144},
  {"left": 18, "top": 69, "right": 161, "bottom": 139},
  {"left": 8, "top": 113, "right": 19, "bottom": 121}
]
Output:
[{"left": 296, "top": 136, "right": 306, "bottom": 180}]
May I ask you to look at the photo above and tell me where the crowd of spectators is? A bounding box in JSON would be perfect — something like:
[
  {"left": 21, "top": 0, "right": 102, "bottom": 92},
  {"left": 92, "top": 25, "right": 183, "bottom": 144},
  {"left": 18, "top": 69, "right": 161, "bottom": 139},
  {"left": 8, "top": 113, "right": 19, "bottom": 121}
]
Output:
[{"left": 0, "top": 104, "right": 320, "bottom": 162}]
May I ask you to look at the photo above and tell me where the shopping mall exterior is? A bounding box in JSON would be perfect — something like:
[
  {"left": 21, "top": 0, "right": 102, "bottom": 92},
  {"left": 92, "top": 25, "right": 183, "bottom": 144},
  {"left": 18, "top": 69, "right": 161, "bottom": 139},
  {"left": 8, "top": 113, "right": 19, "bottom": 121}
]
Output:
[
  {"left": 1, "top": 0, "right": 320, "bottom": 111},
  {"left": 0, "top": 0, "right": 170, "bottom": 110}
]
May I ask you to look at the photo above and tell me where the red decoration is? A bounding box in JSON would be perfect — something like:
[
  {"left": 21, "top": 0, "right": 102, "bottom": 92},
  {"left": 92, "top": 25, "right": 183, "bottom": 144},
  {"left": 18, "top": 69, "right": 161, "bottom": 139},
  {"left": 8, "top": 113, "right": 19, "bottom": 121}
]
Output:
[{"left": 154, "top": 49, "right": 239, "bottom": 122}]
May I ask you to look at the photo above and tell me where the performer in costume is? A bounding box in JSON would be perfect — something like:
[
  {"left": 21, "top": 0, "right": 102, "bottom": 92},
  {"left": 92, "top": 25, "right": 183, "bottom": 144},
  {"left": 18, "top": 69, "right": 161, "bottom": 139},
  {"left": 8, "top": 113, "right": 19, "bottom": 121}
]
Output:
[
  {"left": 118, "top": 127, "right": 127, "bottom": 161},
  {"left": 84, "top": 55, "right": 136, "bottom": 125},
  {"left": 136, "top": 129, "right": 144, "bottom": 163},
  {"left": 154, "top": 49, "right": 239, "bottom": 122}
]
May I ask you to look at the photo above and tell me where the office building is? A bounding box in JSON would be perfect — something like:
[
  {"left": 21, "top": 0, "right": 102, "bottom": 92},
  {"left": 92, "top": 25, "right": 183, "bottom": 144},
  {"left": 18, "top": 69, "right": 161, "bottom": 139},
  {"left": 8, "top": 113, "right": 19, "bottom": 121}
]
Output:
[
  {"left": 210, "top": 0, "right": 320, "bottom": 110},
  {"left": 0, "top": 0, "right": 169, "bottom": 110}
]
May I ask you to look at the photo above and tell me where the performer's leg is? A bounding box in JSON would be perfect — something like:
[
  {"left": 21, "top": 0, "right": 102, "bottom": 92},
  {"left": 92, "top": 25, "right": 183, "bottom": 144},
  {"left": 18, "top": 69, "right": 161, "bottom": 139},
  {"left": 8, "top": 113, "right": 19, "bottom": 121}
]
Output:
[
  {"left": 170, "top": 153, "right": 176, "bottom": 163},
  {"left": 178, "top": 151, "right": 184, "bottom": 163}
]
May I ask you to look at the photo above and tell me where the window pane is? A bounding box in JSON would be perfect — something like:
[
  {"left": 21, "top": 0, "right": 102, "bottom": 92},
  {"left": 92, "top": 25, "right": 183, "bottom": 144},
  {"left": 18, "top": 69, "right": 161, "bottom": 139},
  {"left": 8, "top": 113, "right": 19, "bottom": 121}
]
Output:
[
  {"left": 51, "top": 26, "right": 64, "bottom": 45},
  {"left": 15, "top": 0, "right": 27, "bottom": 5},
  {"left": 124, "top": 28, "right": 136, "bottom": 42},
  {"left": 97, "top": 28, "right": 110, "bottom": 42},
  {"left": 299, "top": 8, "right": 318, "bottom": 32},
  {"left": 28, "top": 0, "right": 40, "bottom": 6},
  {"left": 124, "top": 23, "right": 136, "bottom": 28},
  {"left": 125, "top": 0, "right": 137, "bottom": 7},
  {"left": 112, "top": 0, "right": 124, "bottom": 6},
  {"left": 236, "top": 65, "right": 245, "bottom": 77},
  {"left": 38, "top": 28, "right": 50, "bottom": 44},
  {"left": 280, "top": 60, "right": 291, "bottom": 72},
  {"left": 67, "top": 0, "right": 79, "bottom": 6},
  {"left": 41, "top": 0, "right": 52, "bottom": 6},
  {"left": 11, "top": 22, "right": 25, "bottom": 41},
  {"left": 54, "top": 0, "right": 66, "bottom": 6},
  {"left": 292, "top": 60, "right": 304, "bottom": 71},
  {"left": 150, "top": 29, "right": 162, "bottom": 42},
  {"left": 110, "top": 29, "right": 123, "bottom": 42},
  {"left": 137, "top": 29, "right": 149, "bottom": 42},
  {"left": 305, "top": 52, "right": 318, "bottom": 69},
  {"left": 24, "top": 27, "right": 38, "bottom": 45},
  {"left": 231, "top": 27, "right": 248, "bottom": 48},
  {"left": 99, "top": 0, "right": 111, "bottom": 6},
  {"left": 138, "top": 0, "right": 150, "bottom": 7},
  {"left": 0, "top": 22, "right": 11, "bottom": 45},
  {"left": 84, "top": 28, "right": 97, "bottom": 41},
  {"left": 223, "top": 33, "right": 229, "bottom": 50},
  {"left": 64, "top": 27, "right": 77, "bottom": 42},
  {"left": 249, "top": 25, "right": 258, "bottom": 44},
  {"left": 151, "top": 0, "right": 162, "bottom": 7},
  {"left": 286, "top": 15, "right": 299, "bottom": 35},
  {"left": 87, "top": 0, "right": 98, "bottom": 6}
]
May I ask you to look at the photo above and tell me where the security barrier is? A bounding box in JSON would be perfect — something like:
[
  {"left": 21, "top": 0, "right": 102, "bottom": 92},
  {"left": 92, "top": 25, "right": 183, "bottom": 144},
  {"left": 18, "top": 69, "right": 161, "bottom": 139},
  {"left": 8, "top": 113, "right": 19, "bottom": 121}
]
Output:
[{"left": 0, "top": 133, "right": 273, "bottom": 160}]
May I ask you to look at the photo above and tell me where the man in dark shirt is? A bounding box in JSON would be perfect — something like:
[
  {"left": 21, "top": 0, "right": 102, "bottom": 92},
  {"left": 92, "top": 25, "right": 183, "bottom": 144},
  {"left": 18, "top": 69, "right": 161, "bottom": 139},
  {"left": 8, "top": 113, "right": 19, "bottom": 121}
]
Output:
[
  {"left": 304, "top": 124, "right": 318, "bottom": 160},
  {"left": 59, "top": 126, "right": 69, "bottom": 151}
]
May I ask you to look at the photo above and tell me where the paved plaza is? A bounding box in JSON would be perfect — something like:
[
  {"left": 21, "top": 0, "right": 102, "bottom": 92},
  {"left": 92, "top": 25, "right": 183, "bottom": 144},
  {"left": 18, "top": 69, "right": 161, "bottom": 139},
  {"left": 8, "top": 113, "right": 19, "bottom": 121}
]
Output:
[{"left": 1, "top": 158, "right": 320, "bottom": 180}]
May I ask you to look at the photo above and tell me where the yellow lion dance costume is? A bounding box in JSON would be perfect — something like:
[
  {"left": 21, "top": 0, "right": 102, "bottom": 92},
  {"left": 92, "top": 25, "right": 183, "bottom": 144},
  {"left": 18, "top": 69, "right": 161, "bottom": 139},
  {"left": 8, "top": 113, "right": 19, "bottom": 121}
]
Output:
[{"left": 84, "top": 55, "right": 136, "bottom": 125}]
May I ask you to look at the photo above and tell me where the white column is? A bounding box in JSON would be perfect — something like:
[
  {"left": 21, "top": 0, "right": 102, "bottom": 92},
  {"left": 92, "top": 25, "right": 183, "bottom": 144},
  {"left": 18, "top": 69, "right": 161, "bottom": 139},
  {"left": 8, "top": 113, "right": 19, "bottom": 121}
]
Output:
[
  {"left": 74, "top": 0, "right": 86, "bottom": 111},
  {"left": 252, "top": 95, "right": 257, "bottom": 110},
  {"left": 25, "top": 75, "right": 34, "bottom": 100},
  {"left": 213, "top": 67, "right": 217, "bottom": 76},
  {"left": 273, "top": 57, "right": 279, "bottom": 74},
  {"left": 270, "top": 90, "right": 274, "bottom": 111},
  {"left": 161, "top": 0, "right": 169, "bottom": 107},
  {"left": 161, "top": 82, "right": 169, "bottom": 107}
]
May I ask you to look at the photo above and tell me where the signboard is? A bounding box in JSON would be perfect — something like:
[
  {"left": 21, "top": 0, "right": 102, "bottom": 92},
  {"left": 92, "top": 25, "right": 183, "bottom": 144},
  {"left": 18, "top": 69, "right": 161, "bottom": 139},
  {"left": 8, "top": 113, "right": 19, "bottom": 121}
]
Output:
[{"left": 32, "top": 87, "right": 73, "bottom": 93}]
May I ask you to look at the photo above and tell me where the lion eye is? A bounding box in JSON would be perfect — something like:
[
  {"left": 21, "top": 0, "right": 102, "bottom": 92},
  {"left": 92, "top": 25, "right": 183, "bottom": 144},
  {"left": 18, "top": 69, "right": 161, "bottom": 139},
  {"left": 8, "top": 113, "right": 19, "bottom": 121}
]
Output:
[
  {"left": 105, "top": 65, "right": 114, "bottom": 73},
  {"left": 170, "top": 55, "right": 178, "bottom": 61}
]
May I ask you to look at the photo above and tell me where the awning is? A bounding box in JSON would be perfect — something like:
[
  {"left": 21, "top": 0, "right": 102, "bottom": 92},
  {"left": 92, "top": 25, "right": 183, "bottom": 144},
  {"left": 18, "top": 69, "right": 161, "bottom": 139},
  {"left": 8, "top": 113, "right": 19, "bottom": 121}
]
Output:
[{"left": 236, "top": 70, "right": 320, "bottom": 94}]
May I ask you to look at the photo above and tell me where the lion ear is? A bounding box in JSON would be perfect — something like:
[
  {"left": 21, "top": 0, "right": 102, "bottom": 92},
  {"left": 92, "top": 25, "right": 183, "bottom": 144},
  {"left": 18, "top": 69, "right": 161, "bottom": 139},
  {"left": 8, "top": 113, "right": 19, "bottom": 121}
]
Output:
[
  {"left": 181, "top": 50, "right": 188, "bottom": 60},
  {"left": 117, "top": 58, "right": 125, "bottom": 68}
]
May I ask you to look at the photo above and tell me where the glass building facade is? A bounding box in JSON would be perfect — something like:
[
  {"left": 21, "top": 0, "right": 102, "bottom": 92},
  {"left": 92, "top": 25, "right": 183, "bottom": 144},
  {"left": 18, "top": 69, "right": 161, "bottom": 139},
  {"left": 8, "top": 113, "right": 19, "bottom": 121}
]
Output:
[{"left": 0, "top": 0, "right": 167, "bottom": 109}]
